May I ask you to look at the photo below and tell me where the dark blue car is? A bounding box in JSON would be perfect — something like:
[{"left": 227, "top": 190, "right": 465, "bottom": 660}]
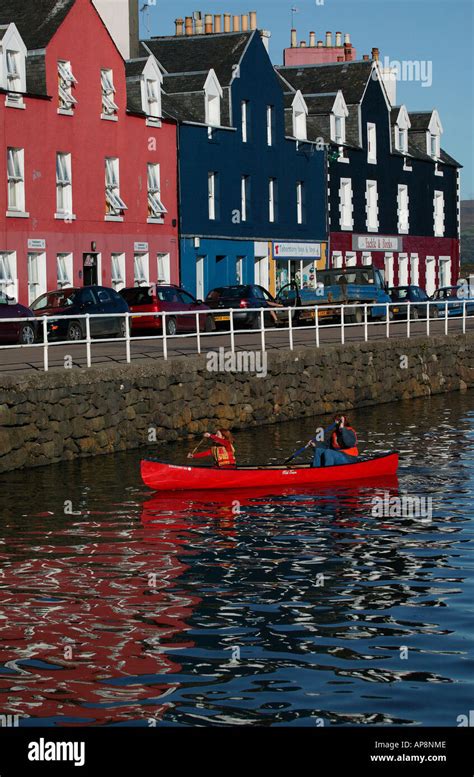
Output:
[
  {"left": 31, "top": 286, "right": 129, "bottom": 341},
  {"left": 389, "top": 286, "right": 439, "bottom": 320},
  {"left": 431, "top": 286, "right": 474, "bottom": 317}
]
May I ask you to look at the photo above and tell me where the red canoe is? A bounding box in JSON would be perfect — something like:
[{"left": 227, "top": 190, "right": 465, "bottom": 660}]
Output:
[{"left": 141, "top": 452, "right": 399, "bottom": 492}]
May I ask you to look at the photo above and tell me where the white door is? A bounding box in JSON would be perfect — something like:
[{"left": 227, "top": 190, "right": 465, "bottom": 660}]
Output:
[
  {"left": 254, "top": 256, "right": 269, "bottom": 289},
  {"left": 196, "top": 256, "right": 205, "bottom": 300},
  {"left": 236, "top": 256, "right": 243, "bottom": 284},
  {"left": 157, "top": 253, "right": 171, "bottom": 284},
  {"left": 439, "top": 256, "right": 451, "bottom": 288},
  {"left": 384, "top": 253, "right": 394, "bottom": 288},
  {"left": 425, "top": 256, "right": 436, "bottom": 295},
  {"left": 27, "top": 252, "right": 47, "bottom": 305},
  {"left": 410, "top": 254, "right": 419, "bottom": 286},
  {"left": 398, "top": 253, "right": 408, "bottom": 286}
]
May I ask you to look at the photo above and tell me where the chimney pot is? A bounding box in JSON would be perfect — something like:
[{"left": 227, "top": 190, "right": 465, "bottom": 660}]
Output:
[
  {"left": 223, "top": 13, "right": 231, "bottom": 32},
  {"left": 335, "top": 31, "right": 342, "bottom": 46},
  {"left": 300, "top": 40, "right": 306, "bottom": 47},
  {"left": 205, "top": 14, "right": 213, "bottom": 34},
  {"left": 344, "top": 33, "right": 351, "bottom": 44},
  {"left": 249, "top": 10, "right": 257, "bottom": 30},
  {"left": 317, "top": 39, "right": 323, "bottom": 47},
  {"left": 362, "top": 54, "right": 370, "bottom": 61},
  {"left": 185, "top": 15, "right": 193, "bottom": 35},
  {"left": 175, "top": 18, "right": 184, "bottom": 36},
  {"left": 233, "top": 14, "right": 240, "bottom": 32},
  {"left": 309, "top": 31, "right": 316, "bottom": 47},
  {"left": 241, "top": 14, "right": 249, "bottom": 31},
  {"left": 325, "top": 31, "right": 332, "bottom": 47},
  {"left": 214, "top": 14, "right": 222, "bottom": 33},
  {"left": 371, "top": 47, "right": 379, "bottom": 61},
  {"left": 291, "top": 28, "right": 297, "bottom": 47},
  {"left": 337, "top": 55, "right": 344, "bottom": 62}
]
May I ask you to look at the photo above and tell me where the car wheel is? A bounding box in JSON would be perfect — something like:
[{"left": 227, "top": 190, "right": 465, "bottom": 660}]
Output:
[
  {"left": 67, "top": 321, "right": 83, "bottom": 341},
  {"left": 166, "top": 317, "right": 177, "bottom": 336},
  {"left": 381, "top": 309, "right": 394, "bottom": 322},
  {"left": 431, "top": 306, "right": 439, "bottom": 319},
  {"left": 116, "top": 319, "right": 126, "bottom": 338},
  {"left": 18, "top": 323, "right": 36, "bottom": 345},
  {"left": 251, "top": 313, "right": 261, "bottom": 330},
  {"left": 204, "top": 315, "right": 215, "bottom": 333}
]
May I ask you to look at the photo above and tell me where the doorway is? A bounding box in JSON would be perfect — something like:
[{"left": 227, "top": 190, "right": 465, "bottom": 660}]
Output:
[
  {"left": 196, "top": 256, "right": 205, "bottom": 300},
  {"left": 83, "top": 253, "right": 99, "bottom": 286}
]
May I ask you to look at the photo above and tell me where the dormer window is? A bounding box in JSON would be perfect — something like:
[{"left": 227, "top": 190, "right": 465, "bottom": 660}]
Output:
[
  {"left": 58, "top": 61, "right": 77, "bottom": 114},
  {"left": 1, "top": 24, "right": 27, "bottom": 108},
  {"left": 292, "top": 91, "right": 308, "bottom": 141},
  {"left": 140, "top": 56, "right": 162, "bottom": 124},
  {"left": 393, "top": 105, "right": 411, "bottom": 156},
  {"left": 204, "top": 69, "right": 222, "bottom": 128},
  {"left": 330, "top": 91, "right": 348, "bottom": 147},
  {"left": 101, "top": 69, "right": 118, "bottom": 119},
  {"left": 426, "top": 110, "right": 443, "bottom": 160}
]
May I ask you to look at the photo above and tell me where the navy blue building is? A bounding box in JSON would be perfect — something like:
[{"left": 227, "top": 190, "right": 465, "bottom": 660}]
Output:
[
  {"left": 276, "top": 56, "right": 461, "bottom": 294},
  {"left": 143, "top": 20, "right": 327, "bottom": 297}
]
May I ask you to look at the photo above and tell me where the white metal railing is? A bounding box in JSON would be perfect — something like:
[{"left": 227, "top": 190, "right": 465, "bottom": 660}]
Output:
[{"left": 0, "top": 299, "right": 472, "bottom": 372}]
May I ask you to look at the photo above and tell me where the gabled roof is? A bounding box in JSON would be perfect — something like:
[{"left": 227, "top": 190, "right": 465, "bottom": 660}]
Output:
[
  {"left": 142, "top": 31, "right": 253, "bottom": 85},
  {"left": 0, "top": 0, "right": 75, "bottom": 50},
  {"left": 276, "top": 60, "right": 373, "bottom": 105},
  {"left": 407, "top": 111, "right": 433, "bottom": 131}
]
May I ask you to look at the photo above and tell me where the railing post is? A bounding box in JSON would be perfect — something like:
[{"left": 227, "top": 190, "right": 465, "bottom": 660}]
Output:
[
  {"left": 364, "top": 304, "right": 368, "bottom": 342},
  {"left": 42, "top": 316, "right": 49, "bottom": 372},
  {"left": 196, "top": 312, "right": 201, "bottom": 355},
  {"left": 444, "top": 302, "right": 448, "bottom": 335},
  {"left": 260, "top": 308, "right": 265, "bottom": 352},
  {"left": 86, "top": 314, "right": 91, "bottom": 368},
  {"left": 125, "top": 313, "right": 131, "bottom": 364},
  {"left": 315, "top": 307, "right": 320, "bottom": 348},
  {"left": 340, "top": 305, "right": 345, "bottom": 345},
  {"left": 462, "top": 301, "right": 466, "bottom": 335},
  {"left": 407, "top": 303, "right": 411, "bottom": 339},
  {"left": 385, "top": 304, "right": 390, "bottom": 339},
  {"left": 427, "top": 302, "right": 430, "bottom": 336},
  {"left": 162, "top": 312, "right": 168, "bottom": 360},
  {"left": 288, "top": 305, "right": 294, "bottom": 351},
  {"left": 230, "top": 308, "right": 235, "bottom": 354}
]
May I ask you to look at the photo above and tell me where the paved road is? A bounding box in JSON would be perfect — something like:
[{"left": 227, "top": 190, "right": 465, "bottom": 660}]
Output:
[{"left": 0, "top": 317, "right": 472, "bottom": 376}]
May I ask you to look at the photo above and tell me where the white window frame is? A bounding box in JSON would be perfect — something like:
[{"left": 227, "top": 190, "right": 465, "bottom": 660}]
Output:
[
  {"left": 0, "top": 251, "right": 17, "bottom": 299},
  {"left": 267, "top": 105, "right": 274, "bottom": 146},
  {"left": 111, "top": 253, "right": 126, "bottom": 290},
  {"left": 101, "top": 68, "right": 118, "bottom": 120},
  {"left": 204, "top": 69, "right": 222, "bottom": 128},
  {"left": 55, "top": 152, "right": 74, "bottom": 219},
  {"left": 410, "top": 253, "right": 419, "bottom": 286},
  {"left": 339, "top": 177, "right": 353, "bottom": 231},
  {"left": 397, "top": 184, "right": 409, "bottom": 234},
  {"left": 398, "top": 253, "right": 409, "bottom": 286},
  {"left": 433, "top": 190, "right": 445, "bottom": 237},
  {"left": 157, "top": 253, "right": 171, "bottom": 284},
  {"left": 296, "top": 181, "right": 304, "bottom": 224},
  {"left": 2, "top": 26, "right": 27, "bottom": 108},
  {"left": 269, "top": 178, "right": 277, "bottom": 223},
  {"left": 438, "top": 256, "right": 451, "bottom": 288},
  {"left": 365, "top": 180, "right": 379, "bottom": 232},
  {"left": 57, "top": 253, "right": 73, "bottom": 288},
  {"left": 58, "top": 60, "right": 77, "bottom": 115},
  {"left": 139, "top": 56, "right": 162, "bottom": 123},
  {"left": 105, "top": 158, "right": 127, "bottom": 219},
  {"left": 332, "top": 251, "right": 343, "bottom": 269},
  {"left": 208, "top": 172, "right": 217, "bottom": 220},
  {"left": 134, "top": 253, "right": 149, "bottom": 287},
  {"left": 345, "top": 252, "right": 357, "bottom": 267},
  {"left": 384, "top": 253, "right": 394, "bottom": 288},
  {"left": 330, "top": 91, "right": 348, "bottom": 146},
  {"left": 367, "top": 122, "right": 377, "bottom": 164},
  {"left": 396, "top": 125, "right": 408, "bottom": 154},
  {"left": 6, "top": 147, "right": 27, "bottom": 215},
  {"left": 27, "top": 252, "right": 47, "bottom": 305},
  {"left": 147, "top": 163, "right": 167, "bottom": 222},
  {"left": 241, "top": 100, "right": 249, "bottom": 143},
  {"left": 241, "top": 175, "right": 249, "bottom": 222},
  {"left": 293, "top": 102, "right": 307, "bottom": 140}
]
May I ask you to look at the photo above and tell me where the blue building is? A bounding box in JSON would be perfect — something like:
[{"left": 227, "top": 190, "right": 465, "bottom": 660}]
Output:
[{"left": 142, "top": 14, "right": 327, "bottom": 298}]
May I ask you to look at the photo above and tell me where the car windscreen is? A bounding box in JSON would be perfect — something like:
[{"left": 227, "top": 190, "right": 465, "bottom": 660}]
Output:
[
  {"left": 319, "top": 270, "right": 372, "bottom": 286},
  {"left": 206, "top": 286, "right": 250, "bottom": 300},
  {"left": 390, "top": 288, "right": 409, "bottom": 300},
  {"left": 31, "top": 290, "right": 77, "bottom": 311},
  {"left": 120, "top": 288, "right": 152, "bottom": 306}
]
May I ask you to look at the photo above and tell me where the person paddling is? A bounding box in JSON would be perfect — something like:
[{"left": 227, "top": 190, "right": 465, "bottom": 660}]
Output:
[
  {"left": 188, "top": 430, "right": 236, "bottom": 468},
  {"left": 310, "top": 415, "right": 359, "bottom": 467}
]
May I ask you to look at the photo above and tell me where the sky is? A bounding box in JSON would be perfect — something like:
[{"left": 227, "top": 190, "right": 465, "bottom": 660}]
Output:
[{"left": 139, "top": 0, "right": 474, "bottom": 200}]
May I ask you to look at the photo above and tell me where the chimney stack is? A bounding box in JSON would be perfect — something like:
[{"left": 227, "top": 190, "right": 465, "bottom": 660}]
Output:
[
  {"left": 249, "top": 10, "right": 257, "bottom": 30},
  {"left": 325, "top": 31, "right": 332, "bottom": 47},
  {"left": 309, "top": 31, "right": 316, "bottom": 47},
  {"left": 241, "top": 14, "right": 249, "bottom": 31},
  {"left": 205, "top": 13, "right": 213, "bottom": 33},
  {"left": 291, "top": 28, "right": 297, "bottom": 47},
  {"left": 344, "top": 42, "right": 352, "bottom": 60},
  {"left": 175, "top": 17, "right": 184, "bottom": 36},
  {"left": 335, "top": 31, "right": 342, "bottom": 46},
  {"left": 214, "top": 14, "right": 222, "bottom": 32},
  {"left": 337, "top": 55, "right": 344, "bottom": 62},
  {"left": 185, "top": 15, "right": 193, "bottom": 35},
  {"left": 362, "top": 54, "right": 370, "bottom": 61},
  {"left": 224, "top": 12, "right": 231, "bottom": 32},
  {"left": 371, "top": 47, "right": 379, "bottom": 61}
]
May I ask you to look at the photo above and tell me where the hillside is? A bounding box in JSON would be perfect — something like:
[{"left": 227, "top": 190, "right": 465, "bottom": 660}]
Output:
[{"left": 461, "top": 200, "right": 474, "bottom": 268}]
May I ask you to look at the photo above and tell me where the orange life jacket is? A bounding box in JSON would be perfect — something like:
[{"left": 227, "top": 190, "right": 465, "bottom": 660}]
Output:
[
  {"left": 331, "top": 426, "right": 359, "bottom": 457},
  {"left": 212, "top": 441, "right": 236, "bottom": 467}
]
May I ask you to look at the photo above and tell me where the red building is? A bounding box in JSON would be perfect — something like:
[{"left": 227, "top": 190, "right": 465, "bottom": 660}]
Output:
[{"left": 0, "top": 0, "right": 179, "bottom": 307}]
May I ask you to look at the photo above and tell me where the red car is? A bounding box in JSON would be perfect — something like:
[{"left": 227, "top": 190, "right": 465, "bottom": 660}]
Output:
[
  {"left": 119, "top": 284, "right": 215, "bottom": 336},
  {"left": 0, "top": 292, "right": 37, "bottom": 344}
]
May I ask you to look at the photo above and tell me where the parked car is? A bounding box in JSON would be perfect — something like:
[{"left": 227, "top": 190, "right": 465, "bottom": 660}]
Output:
[
  {"left": 205, "top": 284, "right": 284, "bottom": 329},
  {"left": 0, "top": 292, "right": 37, "bottom": 344},
  {"left": 431, "top": 286, "right": 474, "bottom": 317},
  {"left": 389, "top": 286, "right": 439, "bottom": 319},
  {"left": 119, "top": 284, "right": 215, "bottom": 336},
  {"left": 31, "top": 286, "right": 129, "bottom": 341},
  {"left": 315, "top": 266, "right": 395, "bottom": 322}
]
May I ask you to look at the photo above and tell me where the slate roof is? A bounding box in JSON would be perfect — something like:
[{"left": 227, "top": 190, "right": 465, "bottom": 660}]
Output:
[
  {"left": 408, "top": 111, "right": 433, "bottom": 130},
  {"left": 276, "top": 60, "right": 373, "bottom": 105},
  {"left": 0, "top": 0, "right": 75, "bottom": 50},
  {"left": 142, "top": 31, "right": 252, "bottom": 85}
]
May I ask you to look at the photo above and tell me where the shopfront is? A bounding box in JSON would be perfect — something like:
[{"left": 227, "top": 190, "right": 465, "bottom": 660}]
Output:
[{"left": 272, "top": 242, "right": 326, "bottom": 293}]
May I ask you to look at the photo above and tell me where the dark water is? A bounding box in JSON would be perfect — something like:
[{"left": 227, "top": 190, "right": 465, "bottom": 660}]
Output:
[{"left": 0, "top": 392, "right": 473, "bottom": 727}]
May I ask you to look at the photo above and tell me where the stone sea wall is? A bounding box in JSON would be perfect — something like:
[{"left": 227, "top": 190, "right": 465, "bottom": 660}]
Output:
[{"left": 0, "top": 334, "right": 472, "bottom": 473}]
